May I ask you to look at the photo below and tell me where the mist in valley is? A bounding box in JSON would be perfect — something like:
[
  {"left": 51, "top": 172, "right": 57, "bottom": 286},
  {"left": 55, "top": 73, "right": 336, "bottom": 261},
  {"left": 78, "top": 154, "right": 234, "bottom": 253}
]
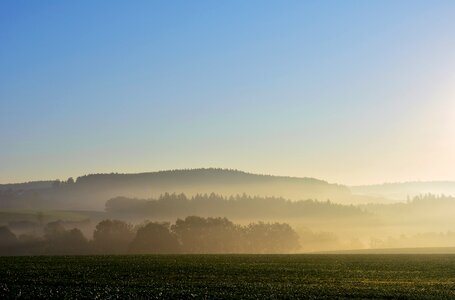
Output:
[{"left": 2, "top": 169, "right": 455, "bottom": 255}]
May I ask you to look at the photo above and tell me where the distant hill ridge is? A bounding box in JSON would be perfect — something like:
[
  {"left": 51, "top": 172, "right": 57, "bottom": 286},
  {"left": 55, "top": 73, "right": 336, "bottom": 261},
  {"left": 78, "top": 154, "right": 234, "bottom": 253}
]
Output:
[
  {"left": 1, "top": 169, "right": 331, "bottom": 187},
  {"left": 75, "top": 168, "right": 331, "bottom": 186},
  {"left": 0, "top": 168, "right": 350, "bottom": 210}
]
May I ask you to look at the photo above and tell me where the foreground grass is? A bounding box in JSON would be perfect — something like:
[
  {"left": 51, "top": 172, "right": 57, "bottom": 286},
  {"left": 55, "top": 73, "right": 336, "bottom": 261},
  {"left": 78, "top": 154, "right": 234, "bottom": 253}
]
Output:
[{"left": 1, "top": 254, "right": 455, "bottom": 299}]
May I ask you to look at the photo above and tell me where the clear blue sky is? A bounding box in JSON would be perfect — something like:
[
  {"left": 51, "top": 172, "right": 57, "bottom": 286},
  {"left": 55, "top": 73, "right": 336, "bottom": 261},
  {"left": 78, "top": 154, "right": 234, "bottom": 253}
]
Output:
[{"left": 1, "top": 1, "right": 455, "bottom": 184}]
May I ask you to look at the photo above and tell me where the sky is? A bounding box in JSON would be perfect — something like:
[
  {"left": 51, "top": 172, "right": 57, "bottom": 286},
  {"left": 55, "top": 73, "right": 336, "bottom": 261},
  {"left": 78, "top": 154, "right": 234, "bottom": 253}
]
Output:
[{"left": 1, "top": 1, "right": 455, "bottom": 185}]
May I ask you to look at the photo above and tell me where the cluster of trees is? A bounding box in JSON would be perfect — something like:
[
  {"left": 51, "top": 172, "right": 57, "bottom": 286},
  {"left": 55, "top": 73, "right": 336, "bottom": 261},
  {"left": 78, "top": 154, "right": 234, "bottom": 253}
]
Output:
[
  {"left": 106, "top": 193, "right": 364, "bottom": 219},
  {"left": 0, "top": 216, "right": 300, "bottom": 256}
]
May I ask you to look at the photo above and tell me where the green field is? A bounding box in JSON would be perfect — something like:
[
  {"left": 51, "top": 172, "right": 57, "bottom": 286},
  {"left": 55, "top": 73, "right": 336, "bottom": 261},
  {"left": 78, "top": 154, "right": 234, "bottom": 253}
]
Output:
[{"left": 1, "top": 255, "right": 455, "bottom": 299}]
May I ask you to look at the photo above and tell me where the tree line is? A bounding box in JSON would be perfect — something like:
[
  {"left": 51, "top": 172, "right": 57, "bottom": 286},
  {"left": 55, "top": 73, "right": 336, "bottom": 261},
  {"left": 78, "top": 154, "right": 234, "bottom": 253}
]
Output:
[
  {"left": 0, "top": 216, "right": 300, "bottom": 256},
  {"left": 106, "top": 192, "right": 364, "bottom": 219}
]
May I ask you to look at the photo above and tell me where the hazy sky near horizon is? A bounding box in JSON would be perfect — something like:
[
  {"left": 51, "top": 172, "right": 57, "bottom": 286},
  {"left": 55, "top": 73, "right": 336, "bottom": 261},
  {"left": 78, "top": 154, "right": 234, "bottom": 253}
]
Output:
[{"left": 1, "top": 1, "right": 455, "bottom": 185}]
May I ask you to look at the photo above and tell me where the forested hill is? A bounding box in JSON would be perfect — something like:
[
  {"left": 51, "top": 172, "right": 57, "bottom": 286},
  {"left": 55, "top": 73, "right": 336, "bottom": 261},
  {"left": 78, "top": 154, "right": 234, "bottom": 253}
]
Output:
[
  {"left": 0, "top": 169, "right": 350, "bottom": 210},
  {"left": 106, "top": 193, "right": 365, "bottom": 220}
]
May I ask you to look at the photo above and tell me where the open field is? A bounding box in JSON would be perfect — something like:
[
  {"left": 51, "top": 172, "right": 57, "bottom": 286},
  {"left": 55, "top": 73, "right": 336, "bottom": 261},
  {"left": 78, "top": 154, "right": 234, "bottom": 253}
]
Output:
[
  {"left": 1, "top": 255, "right": 455, "bottom": 299},
  {"left": 314, "top": 247, "right": 455, "bottom": 254}
]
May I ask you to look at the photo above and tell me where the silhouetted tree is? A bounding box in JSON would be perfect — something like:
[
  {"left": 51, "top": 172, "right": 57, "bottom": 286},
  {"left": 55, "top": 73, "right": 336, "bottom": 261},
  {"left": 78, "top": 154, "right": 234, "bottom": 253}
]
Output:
[
  {"left": 16, "top": 233, "right": 45, "bottom": 255},
  {"left": 93, "top": 220, "right": 135, "bottom": 254},
  {"left": 244, "top": 222, "right": 300, "bottom": 253},
  {"left": 44, "top": 221, "right": 66, "bottom": 239},
  {"left": 129, "top": 222, "right": 180, "bottom": 254},
  {"left": 52, "top": 180, "right": 61, "bottom": 188},
  {"left": 172, "top": 216, "right": 243, "bottom": 253},
  {"left": 44, "top": 221, "right": 90, "bottom": 255}
]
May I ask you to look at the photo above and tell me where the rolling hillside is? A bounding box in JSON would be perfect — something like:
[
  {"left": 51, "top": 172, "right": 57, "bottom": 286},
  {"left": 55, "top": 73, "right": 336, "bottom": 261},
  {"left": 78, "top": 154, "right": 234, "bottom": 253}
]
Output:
[{"left": 0, "top": 169, "right": 350, "bottom": 210}]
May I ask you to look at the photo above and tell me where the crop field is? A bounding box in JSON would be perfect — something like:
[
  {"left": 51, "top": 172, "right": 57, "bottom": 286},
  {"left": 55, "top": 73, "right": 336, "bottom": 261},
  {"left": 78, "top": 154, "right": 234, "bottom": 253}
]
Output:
[{"left": 1, "top": 254, "right": 455, "bottom": 299}]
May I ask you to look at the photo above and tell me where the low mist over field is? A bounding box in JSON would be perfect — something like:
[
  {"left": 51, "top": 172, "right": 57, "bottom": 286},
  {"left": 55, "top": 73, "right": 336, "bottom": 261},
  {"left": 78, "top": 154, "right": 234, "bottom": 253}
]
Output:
[{"left": 2, "top": 168, "right": 455, "bottom": 254}]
